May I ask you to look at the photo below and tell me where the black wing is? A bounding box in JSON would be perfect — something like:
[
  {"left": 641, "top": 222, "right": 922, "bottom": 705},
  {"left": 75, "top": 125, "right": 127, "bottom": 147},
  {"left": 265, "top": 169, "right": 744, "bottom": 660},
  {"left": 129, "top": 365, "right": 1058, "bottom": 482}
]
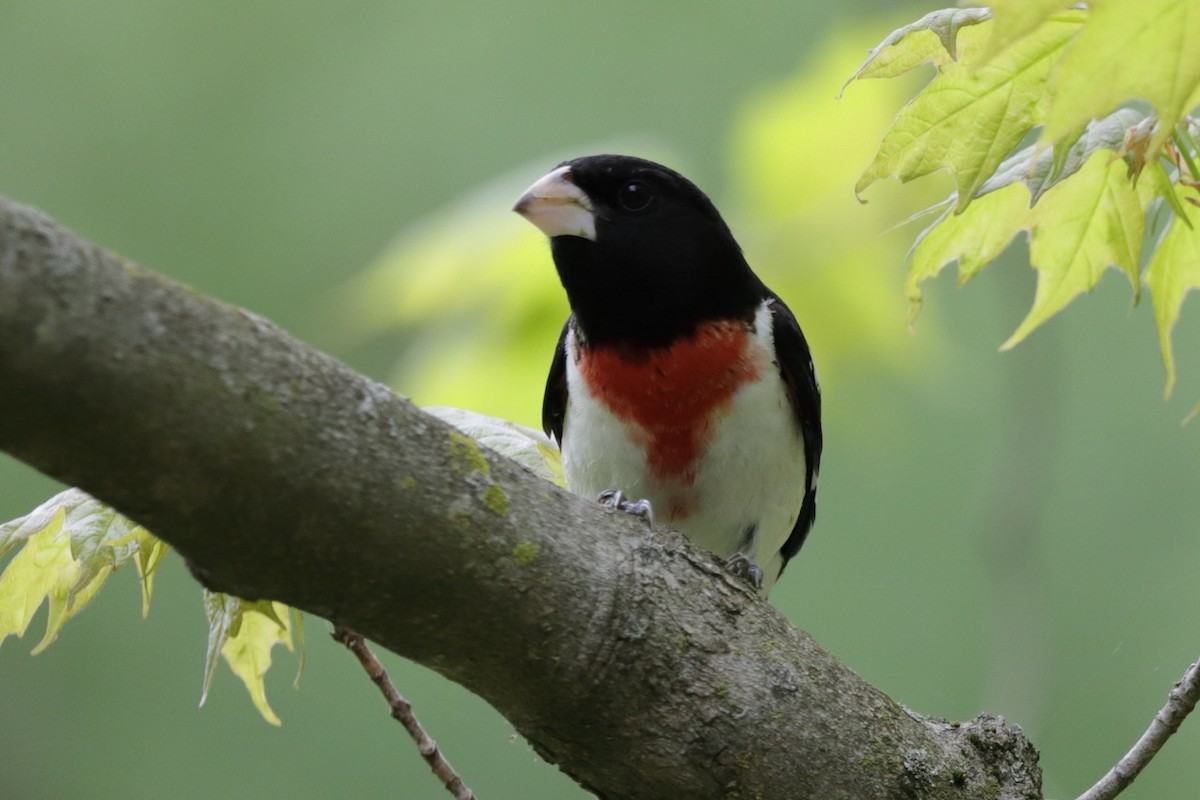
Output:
[
  {"left": 542, "top": 318, "right": 571, "bottom": 443},
  {"left": 768, "top": 294, "right": 822, "bottom": 572}
]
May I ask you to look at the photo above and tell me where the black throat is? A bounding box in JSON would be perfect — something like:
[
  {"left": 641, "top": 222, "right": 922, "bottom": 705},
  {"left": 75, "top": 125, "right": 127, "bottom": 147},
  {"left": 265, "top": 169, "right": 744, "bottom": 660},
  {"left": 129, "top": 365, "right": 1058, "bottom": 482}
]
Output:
[{"left": 550, "top": 235, "right": 765, "bottom": 349}]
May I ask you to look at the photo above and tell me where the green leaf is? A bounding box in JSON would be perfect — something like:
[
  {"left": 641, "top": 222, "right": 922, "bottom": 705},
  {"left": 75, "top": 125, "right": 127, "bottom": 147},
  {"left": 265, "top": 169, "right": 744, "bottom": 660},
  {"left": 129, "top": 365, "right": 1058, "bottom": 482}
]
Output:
[
  {"left": 1145, "top": 186, "right": 1200, "bottom": 395},
  {"left": 201, "top": 591, "right": 296, "bottom": 726},
  {"left": 0, "top": 509, "right": 73, "bottom": 649},
  {"left": 1043, "top": 0, "right": 1200, "bottom": 157},
  {"left": 0, "top": 489, "right": 162, "bottom": 653},
  {"left": 974, "top": 108, "right": 1145, "bottom": 203},
  {"left": 843, "top": 7, "right": 992, "bottom": 87},
  {"left": 861, "top": 6, "right": 1200, "bottom": 382},
  {"left": 1002, "top": 150, "right": 1145, "bottom": 349},
  {"left": 0, "top": 490, "right": 71, "bottom": 558},
  {"left": 909, "top": 182, "right": 1033, "bottom": 322},
  {"left": 910, "top": 145, "right": 1147, "bottom": 346},
  {"left": 732, "top": 33, "right": 950, "bottom": 378},
  {"left": 133, "top": 531, "right": 169, "bottom": 617},
  {"left": 200, "top": 590, "right": 237, "bottom": 710},
  {"left": 3, "top": 491, "right": 302, "bottom": 723},
  {"left": 856, "top": 11, "right": 1085, "bottom": 211},
  {"left": 222, "top": 601, "right": 294, "bottom": 727},
  {"left": 976, "top": 0, "right": 1077, "bottom": 62},
  {"left": 1146, "top": 158, "right": 1196, "bottom": 227},
  {"left": 425, "top": 405, "right": 563, "bottom": 486}
]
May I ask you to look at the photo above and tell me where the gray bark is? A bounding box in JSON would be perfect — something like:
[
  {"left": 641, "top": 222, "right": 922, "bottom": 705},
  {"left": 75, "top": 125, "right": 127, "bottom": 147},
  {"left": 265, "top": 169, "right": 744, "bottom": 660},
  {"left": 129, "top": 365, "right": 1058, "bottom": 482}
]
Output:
[{"left": 0, "top": 195, "right": 1041, "bottom": 800}]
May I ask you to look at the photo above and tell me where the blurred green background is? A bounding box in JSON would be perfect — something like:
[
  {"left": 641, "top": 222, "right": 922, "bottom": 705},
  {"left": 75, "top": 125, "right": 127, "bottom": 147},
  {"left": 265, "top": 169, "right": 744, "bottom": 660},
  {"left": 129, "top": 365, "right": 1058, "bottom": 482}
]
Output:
[{"left": 2, "top": 2, "right": 1199, "bottom": 799}]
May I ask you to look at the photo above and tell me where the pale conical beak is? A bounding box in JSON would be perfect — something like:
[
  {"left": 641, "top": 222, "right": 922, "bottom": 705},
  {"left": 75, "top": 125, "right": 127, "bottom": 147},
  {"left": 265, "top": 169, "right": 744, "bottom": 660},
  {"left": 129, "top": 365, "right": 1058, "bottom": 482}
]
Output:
[{"left": 513, "top": 165, "right": 597, "bottom": 241}]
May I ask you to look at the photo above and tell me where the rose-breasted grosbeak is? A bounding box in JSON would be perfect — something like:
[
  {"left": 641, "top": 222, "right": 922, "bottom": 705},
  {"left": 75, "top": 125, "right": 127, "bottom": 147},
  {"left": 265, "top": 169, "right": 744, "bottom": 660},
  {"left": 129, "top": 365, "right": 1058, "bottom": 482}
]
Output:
[{"left": 514, "top": 155, "right": 821, "bottom": 594}]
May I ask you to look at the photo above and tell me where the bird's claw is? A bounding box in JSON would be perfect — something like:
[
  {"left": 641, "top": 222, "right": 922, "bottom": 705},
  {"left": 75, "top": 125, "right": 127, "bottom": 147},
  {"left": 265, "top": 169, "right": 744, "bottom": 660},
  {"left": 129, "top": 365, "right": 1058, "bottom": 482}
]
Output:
[
  {"left": 724, "top": 553, "right": 764, "bottom": 590},
  {"left": 597, "top": 489, "right": 655, "bottom": 528}
]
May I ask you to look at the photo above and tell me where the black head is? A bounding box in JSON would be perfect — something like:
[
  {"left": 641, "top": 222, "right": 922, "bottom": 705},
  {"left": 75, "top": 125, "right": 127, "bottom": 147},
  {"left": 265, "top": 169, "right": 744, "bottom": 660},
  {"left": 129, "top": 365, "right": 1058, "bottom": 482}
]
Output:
[{"left": 514, "top": 154, "right": 766, "bottom": 348}]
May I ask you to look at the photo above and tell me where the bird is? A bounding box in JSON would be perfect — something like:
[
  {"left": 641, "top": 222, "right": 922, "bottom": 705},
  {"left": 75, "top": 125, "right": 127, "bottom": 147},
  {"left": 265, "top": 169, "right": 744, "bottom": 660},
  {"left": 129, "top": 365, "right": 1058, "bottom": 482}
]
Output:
[{"left": 513, "top": 154, "right": 821, "bottom": 595}]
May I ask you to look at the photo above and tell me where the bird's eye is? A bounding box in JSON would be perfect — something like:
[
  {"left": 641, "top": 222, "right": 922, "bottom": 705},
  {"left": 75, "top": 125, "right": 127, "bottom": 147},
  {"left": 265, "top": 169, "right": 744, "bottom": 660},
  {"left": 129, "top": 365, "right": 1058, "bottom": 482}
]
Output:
[{"left": 617, "top": 180, "right": 654, "bottom": 212}]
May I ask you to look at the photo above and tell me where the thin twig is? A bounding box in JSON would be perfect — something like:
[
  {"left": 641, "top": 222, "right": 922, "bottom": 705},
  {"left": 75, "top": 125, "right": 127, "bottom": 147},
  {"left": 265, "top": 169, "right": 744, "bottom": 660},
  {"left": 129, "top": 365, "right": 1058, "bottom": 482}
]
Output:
[
  {"left": 1075, "top": 657, "right": 1200, "bottom": 800},
  {"left": 332, "top": 627, "right": 477, "bottom": 800}
]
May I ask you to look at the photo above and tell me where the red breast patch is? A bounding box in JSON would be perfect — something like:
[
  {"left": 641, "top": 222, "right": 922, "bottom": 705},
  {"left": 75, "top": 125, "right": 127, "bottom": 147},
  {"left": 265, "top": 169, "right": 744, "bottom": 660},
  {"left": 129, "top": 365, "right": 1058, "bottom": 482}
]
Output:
[{"left": 578, "top": 320, "right": 760, "bottom": 485}]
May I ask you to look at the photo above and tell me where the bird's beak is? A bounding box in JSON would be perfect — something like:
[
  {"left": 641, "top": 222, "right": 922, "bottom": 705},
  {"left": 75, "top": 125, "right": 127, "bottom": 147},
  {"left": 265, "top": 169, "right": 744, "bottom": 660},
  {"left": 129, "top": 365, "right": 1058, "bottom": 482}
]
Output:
[{"left": 513, "top": 165, "right": 597, "bottom": 241}]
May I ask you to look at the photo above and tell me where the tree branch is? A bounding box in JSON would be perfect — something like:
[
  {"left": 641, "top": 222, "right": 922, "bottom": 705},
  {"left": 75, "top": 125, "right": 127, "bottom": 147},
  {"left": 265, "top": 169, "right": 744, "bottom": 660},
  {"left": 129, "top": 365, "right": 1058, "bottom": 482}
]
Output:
[
  {"left": 0, "top": 195, "right": 1041, "bottom": 799},
  {"left": 1075, "top": 658, "right": 1200, "bottom": 800},
  {"left": 332, "top": 627, "right": 477, "bottom": 800}
]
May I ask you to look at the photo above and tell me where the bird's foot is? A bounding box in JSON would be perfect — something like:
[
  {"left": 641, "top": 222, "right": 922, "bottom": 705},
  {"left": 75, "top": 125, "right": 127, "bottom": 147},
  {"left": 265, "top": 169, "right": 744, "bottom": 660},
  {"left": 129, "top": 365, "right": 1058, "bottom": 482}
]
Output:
[
  {"left": 597, "top": 489, "right": 655, "bottom": 528},
  {"left": 724, "top": 553, "right": 764, "bottom": 590}
]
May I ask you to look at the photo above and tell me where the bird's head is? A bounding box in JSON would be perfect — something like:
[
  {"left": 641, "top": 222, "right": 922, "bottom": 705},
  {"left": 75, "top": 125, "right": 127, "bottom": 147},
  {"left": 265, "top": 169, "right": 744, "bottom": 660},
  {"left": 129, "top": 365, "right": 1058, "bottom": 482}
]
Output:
[{"left": 514, "top": 154, "right": 762, "bottom": 347}]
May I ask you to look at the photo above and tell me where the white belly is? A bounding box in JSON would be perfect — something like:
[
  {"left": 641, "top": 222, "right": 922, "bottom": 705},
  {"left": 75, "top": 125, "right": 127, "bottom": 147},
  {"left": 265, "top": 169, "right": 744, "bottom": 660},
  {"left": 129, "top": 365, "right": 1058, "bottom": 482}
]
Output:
[{"left": 560, "top": 305, "right": 806, "bottom": 592}]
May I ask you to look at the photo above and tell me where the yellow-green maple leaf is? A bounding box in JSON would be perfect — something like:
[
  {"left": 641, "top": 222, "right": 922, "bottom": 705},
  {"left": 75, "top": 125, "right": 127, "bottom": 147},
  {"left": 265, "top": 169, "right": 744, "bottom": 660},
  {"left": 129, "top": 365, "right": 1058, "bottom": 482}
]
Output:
[
  {"left": 134, "top": 532, "right": 169, "bottom": 617},
  {"left": 201, "top": 591, "right": 297, "bottom": 726},
  {"left": 1145, "top": 186, "right": 1200, "bottom": 395},
  {"left": 0, "top": 510, "right": 76, "bottom": 649},
  {"left": 909, "top": 182, "right": 1032, "bottom": 320},
  {"left": 856, "top": 11, "right": 1085, "bottom": 212},
  {"left": 733, "top": 33, "right": 950, "bottom": 379},
  {"left": 0, "top": 490, "right": 164, "bottom": 653},
  {"left": 2, "top": 490, "right": 303, "bottom": 723},
  {"left": 1043, "top": 0, "right": 1200, "bottom": 157},
  {"left": 844, "top": 7, "right": 991, "bottom": 86},
  {"left": 977, "top": 0, "right": 1077, "bottom": 62},
  {"left": 902, "top": 98, "right": 1164, "bottom": 331},
  {"left": 1001, "top": 150, "right": 1144, "bottom": 350},
  {"left": 860, "top": 6, "right": 1200, "bottom": 386}
]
